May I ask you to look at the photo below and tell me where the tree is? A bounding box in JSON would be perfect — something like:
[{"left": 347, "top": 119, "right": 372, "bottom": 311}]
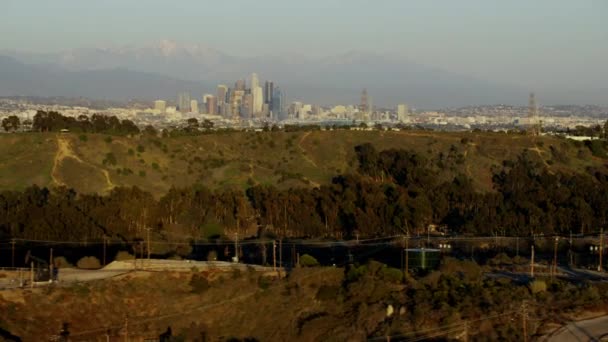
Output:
[
  {"left": 187, "top": 118, "right": 199, "bottom": 128},
  {"left": 2, "top": 115, "right": 20, "bottom": 132},
  {"left": 201, "top": 119, "right": 214, "bottom": 130}
]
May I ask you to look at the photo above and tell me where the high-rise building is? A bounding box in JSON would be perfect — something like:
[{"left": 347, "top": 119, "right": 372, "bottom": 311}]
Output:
[
  {"left": 217, "top": 85, "right": 228, "bottom": 103},
  {"left": 264, "top": 81, "right": 274, "bottom": 105},
  {"left": 242, "top": 94, "right": 253, "bottom": 118},
  {"left": 252, "top": 86, "right": 263, "bottom": 116},
  {"left": 206, "top": 96, "right": 218, "bottom": 115},
  {"left": 397, "top": 104, "right": 409, "bottom": 122},
  {"left": 154, "top": 100, "right": 166, "bottom": 114},
  {"left": 235, "top": 79, "right": 246, "bottom": 91},
  {"left": 190, "top": 100, "right": 199, "bottom": 114},
  {"left": 271, "top": 87, "right": 284, "bottom": 121},
  {"left": 250, "top": 73, "right": 259, "bottom": 91},
  {"left": 177, "top": 92, "right": 191, "bottom": 113},
  {"left": 359, "top": 89, "right": 368, "bottom": 113}
]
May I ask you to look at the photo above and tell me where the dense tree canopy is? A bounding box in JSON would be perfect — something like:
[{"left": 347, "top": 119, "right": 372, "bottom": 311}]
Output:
[{"left": 1, "top": 144, "right": 608, "bottom": 244}]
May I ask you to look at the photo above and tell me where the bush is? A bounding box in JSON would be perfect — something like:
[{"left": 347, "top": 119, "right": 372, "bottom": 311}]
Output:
[
  {"left": 104, "top": 136, "right": 113, "bottom": 144},
  {"left": 316, "top": 285, "right": 340, "bottom": 301},
  {"left": 346, "top": 265, "right": 368, "bottom": 282},
  {"left": 77, "top": 256, "right": 101, "bottom": 269},
  {"left": 139, "top": 170, "right": 146, "bottom": 177},
  {"left": 299, "top": 254, "right": 319, "bottom": 267},
  {"left": 381, "top": 266, "right": 404, "bottom": 283},
  {"left": 529, "top": 280, "right": 547, "bottom": 294},
  {"left": 189, "top": 274, "right": 209, "bottom": 294},
  {"left": 137, "top": 145, "right": 145, "bottom": 153},
  {"left": 53, "top": 256, "right": 73, "bottom": 268},
  {"left": 78, "top": 134, "right": 88, "bottom": 142},
  {"left": 115, "top": 251, "right": 135, "bottom": 261}
]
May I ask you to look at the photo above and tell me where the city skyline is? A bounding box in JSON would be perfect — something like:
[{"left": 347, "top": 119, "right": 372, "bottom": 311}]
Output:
[{"left": 1, "top": 1, "right": 607, "bottom": 107}]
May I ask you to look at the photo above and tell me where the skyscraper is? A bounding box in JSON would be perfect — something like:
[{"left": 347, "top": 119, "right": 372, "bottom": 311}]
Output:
[
  {"left": 206, "top": 96, "right": 218, "bottom": 115},
  {"left": 177, "top": 92, "right": 191, "bottom": 113},
  {"left": 264, "top": 81, "right": 274, "bottom": 105},
  {"left": 271, "top": 87, "right": 284, "bottom": 121},
  {"left": 252, "top": 86, "right": 263, "bottom": 116},
  {"left": 359, "top": 89, "right": 368, "bottom": 113},
  {"left": 235, "top": 79, "right": 246, "bottom": 91},
  {"left": 190, "top": 100, "right": 199, "bottom": 114},
  {"left": 217, "top": 85, "right": 228, "bottom": 117},
  {"left": 154, "top": 100, "right": 166, "bottom": 114},
  {"left": 250, "top": 73, "right": 259, "bottom": 90},
  {"left": 397, "top": 104, "right": 409, "bottom": 122}
]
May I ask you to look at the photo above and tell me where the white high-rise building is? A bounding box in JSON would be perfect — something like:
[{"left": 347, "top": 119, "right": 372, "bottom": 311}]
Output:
[
  {"left": 190, "top": 100, "right": 199, "bottom": 114},
  {"left": 250, "top": 73, "right": 259, "bottom": 90},
  {"left": 397, "top": 104, "right": 409, "bottom": 122},
  {"left": 154, "top": 100, "right": 166, "bottom": 114},
  {"left": 252, "top": 85, "right": 263, "bottom": 115}
]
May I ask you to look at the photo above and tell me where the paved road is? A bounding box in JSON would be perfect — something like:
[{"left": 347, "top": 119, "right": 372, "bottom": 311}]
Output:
[
  {"left": 0, "top": 260, "right": 283, "bottom": 289},
  {"left": 548, "top": 316, "right": 608, "bottom": 341}
]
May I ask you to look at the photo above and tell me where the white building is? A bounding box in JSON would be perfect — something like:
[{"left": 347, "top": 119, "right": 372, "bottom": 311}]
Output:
[
  {"left": 154, "top": 100, "right": 167, "bottom": 114},
  {"left": 397, "top": 104, "right": 409, "bottom": 122}
]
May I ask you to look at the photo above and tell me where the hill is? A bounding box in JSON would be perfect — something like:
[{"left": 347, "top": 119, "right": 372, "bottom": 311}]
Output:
[{"left": 0, "top": 130, "right": 603, "bottom": 197}]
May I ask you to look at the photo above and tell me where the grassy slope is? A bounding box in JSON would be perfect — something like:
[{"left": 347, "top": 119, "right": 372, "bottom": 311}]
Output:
[{"left": 0, "top": 131, "right": 603, "bottom": 197}]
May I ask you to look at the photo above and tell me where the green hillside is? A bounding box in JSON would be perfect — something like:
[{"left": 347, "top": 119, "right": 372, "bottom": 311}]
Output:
[{"left": 0, "top": 130, "right": 603, "bottom": 196}]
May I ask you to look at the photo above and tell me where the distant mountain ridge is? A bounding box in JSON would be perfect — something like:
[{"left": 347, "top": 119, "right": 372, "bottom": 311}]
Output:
[{"left": 1, "top": 40, "right": 528, "bottom": 107}]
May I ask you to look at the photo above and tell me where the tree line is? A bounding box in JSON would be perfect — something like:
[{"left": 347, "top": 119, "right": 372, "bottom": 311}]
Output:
[{"left": 1, "top": 143, "right": 608, "bottom": 246}]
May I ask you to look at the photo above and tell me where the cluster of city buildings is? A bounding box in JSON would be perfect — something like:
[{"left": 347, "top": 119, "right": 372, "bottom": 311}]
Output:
[
  {"left": 152, "top": 73, "right": 285, "bottom": 123},
  {"left": 0, "top": 81, "right": 607, "bottom": 132}
]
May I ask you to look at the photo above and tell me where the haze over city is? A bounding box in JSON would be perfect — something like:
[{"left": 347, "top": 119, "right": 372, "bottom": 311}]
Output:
[{"left": 1, "top": 0, "right": 607, "bottom": 107}]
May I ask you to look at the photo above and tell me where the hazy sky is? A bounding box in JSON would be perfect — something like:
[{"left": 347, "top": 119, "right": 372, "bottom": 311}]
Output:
[{"left": 2, "top": 0, "right": 607, "bottom": 92}]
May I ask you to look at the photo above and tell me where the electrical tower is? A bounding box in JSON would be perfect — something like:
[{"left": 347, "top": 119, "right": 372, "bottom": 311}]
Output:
[
  {"left": 528, "top": 92, "right": 541, "bottom": 136},
  {"left": 360, "top": 88, "right": 368, "bottom": 113}
]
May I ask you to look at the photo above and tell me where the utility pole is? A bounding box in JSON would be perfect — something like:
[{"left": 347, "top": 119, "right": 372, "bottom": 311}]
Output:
[
  {"left": 600, "top": 227, "right": 604, "bottom": 272},
  {"left": 405, "top": 233, "right": 410, "bottom": 279},
  {"left": 49, "top": 248, "right": 53, "bottom": 282},
  {"left": 123, "top": 316, "right": 129, "bottom": 342},
  {"left": 30, "top": 261, "right": 34, "bottom": 289},
  {"left": 145, "top": 228, "right": 151, "bottom": 261},
  {"left": 530, "top": 245, "right": 535, "bottom": 278},
  {"left": 273, "top": 240, "right": 277, "bottom": 273},
  {"left": 521, "top": 302, "right": 528, "bottom": 342},
  {"left": 103, "top": 235, "right": 107, "bottom": 267},
  {"left": 279, "top": 238, "right": 283, "bottom": 278},
  {"left": 553, "top": 237, "right": 559, "bottom": 277},
  {"left": 11, "top": 239, "right": 15, "bottom": 268}
]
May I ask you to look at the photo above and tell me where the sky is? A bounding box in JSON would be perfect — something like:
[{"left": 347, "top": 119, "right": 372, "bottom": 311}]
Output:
[{"left": 2, "top": 0, "right": 607, "bottom": 94}]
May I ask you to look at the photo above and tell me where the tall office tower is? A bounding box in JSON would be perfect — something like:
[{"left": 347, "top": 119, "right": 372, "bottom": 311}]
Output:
[
  {"left": 252, "top": 86, "right": 263, "bottom": 116},
  {"left": 264, "top": 81, "right": 274, "bottom": 105},
  {"left": 250, "top": 73, "right": 259, "bottom": 91},
  {"left": 359, "top": 89, "right": 368, "bottom": 113},
  {"left": 242, "top": 94, "right": 253, "bottom": 118},
  {"left": 154, "top": 100, "right": 167, "bottom": 114},
  {"left": 271, "top": 87, "right": 283, "bottom": 120},
  {"left": 206, "top": 96, "right": 218, "bottom": 115},
  {"left": 397, "top": 104, "right": 409, "bottom": 122},
  {"left": 178, "top": 92, "right": 191, "bottom": 112},
  {"left": 190, "top": 100, "right": 199, "bottom": 114},
  {"left": 217, "top": 85, "right": 228, "bottom": 103},
  {"left": 217, "top": 85, "right": 228, "bottom": 117},
  {"left": 235, "top": 79, "right": 246, "bottom": 91}
]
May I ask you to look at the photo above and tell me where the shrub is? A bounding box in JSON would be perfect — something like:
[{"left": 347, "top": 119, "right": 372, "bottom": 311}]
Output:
[
  {"left": 104, "top": 136, "right": 113, "bottom": 144},
  {"left": 139, "top": 170, "right": 146, "bottom": 177},
  {"left": 77, "top": 256, "right": 101, "bottom": 269},
  {"left": 53, "top": 256, "right": 73, "bottom": 268},
  {"left": 381, "top": 266, "right": 404, "bottom": 283},
  {"left": 78, "top": 134, "right": 88, "bottom": 142},
  {"left": 316, "top": 285, "right": 340, "bottom": 301},
  {"left": 529, "top": 280, "right": 547, "bottom": 294},
  {"left": 346, "top": 265, "right": 368, "bottom": 282},
  {"left": 137, "top": 145, "right": 145, "bottom": 153},
  {"left": 299, "top": 254, "right": 319, "bottom": 267},
  {"left": 189, "top": 274, "right": 209, "bottom": 293},
  {"left": 207, "top": 250, "right": 218, "bottom": 261},
  {"left": 115, "top": 251, "right": 135, "bottom": 261}
]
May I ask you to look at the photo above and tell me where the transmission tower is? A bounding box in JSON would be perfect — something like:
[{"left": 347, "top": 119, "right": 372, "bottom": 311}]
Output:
[
  {"left": 360, "top": 88, "right": 368, "bottom": 113},
  {"left": 528, "top": 92, "right": 541, "bottom": 135}
]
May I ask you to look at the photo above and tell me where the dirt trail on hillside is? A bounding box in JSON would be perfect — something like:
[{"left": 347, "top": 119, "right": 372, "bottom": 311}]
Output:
[
  {"left": 298, "top": 131, "right": 319, "bottom": 168},
  {"left": 51, "top": 135, "right": 115, "bottom": 191}
]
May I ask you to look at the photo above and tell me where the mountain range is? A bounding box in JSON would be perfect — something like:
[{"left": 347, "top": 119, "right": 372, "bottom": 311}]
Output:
[{"left": 0, "top": 40, "right": 529, "bottom": 108}]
